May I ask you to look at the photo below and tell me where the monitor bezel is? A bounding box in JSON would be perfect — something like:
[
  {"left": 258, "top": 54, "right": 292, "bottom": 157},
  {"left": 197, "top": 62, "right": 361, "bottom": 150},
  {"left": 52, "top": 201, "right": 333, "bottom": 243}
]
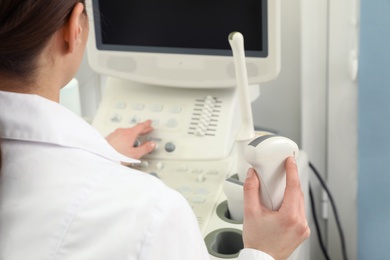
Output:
[{"left": 86, "top": 0, "right": 280, "bottom": 88}]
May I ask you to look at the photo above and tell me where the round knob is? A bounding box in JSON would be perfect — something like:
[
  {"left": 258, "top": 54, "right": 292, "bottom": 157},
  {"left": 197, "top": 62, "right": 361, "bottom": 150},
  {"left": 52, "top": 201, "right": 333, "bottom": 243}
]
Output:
[
  {"left": 156, "top": 161, "right": 165, "bottom": 170},
  {"left": 196, "top": 175, "right": 206, "bottom": 183},
  {"left": 165, "top": 142, "right": 176, "bottom": 153}
]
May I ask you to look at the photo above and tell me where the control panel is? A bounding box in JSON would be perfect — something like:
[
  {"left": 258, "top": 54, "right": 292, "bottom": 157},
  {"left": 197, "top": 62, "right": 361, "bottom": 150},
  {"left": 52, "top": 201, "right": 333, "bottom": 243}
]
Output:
[
  {"left": 93, "top": 77, "right": 240, "bottom": 161},
  {"left": 92, "top": 77, "right": 241, "bottom": 233},
  {"left": 131, "top": 157, "right": 235, "bottom": 234}
]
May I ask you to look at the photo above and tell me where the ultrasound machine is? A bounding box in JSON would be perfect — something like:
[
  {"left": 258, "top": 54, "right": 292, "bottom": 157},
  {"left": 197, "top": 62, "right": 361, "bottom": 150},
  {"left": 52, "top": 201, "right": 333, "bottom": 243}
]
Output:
[{"left": 85, "top": 0, "right": 310, "bottom": 258}]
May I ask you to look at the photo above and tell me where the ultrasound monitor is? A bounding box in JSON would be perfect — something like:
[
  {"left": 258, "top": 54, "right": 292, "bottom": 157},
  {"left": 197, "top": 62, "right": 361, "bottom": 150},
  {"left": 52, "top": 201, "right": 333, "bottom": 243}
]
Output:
[{"left": 86, "top": 0, "right": 280, "bottom": 88}]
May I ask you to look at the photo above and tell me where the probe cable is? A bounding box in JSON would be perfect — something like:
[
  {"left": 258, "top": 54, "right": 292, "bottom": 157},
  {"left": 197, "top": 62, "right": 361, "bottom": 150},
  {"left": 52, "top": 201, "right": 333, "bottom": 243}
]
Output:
[
  {"left": 308, "top": 162, "right": 348, "bottom": 260},
  {"left": 309, "top": 183, "right": 330, "bottom": 260}
]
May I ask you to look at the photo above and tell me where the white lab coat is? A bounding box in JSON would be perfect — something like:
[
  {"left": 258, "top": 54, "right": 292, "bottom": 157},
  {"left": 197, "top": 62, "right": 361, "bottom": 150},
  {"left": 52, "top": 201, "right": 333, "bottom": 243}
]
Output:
[{"left": 0, "top": 90, "right": 273, "bottom": 260}]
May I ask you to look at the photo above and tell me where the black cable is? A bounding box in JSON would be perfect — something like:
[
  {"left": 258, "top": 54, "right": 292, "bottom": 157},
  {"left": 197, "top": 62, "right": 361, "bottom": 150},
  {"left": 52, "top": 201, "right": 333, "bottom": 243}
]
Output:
[
  {"left": 309, "top": 162, "right": 348, "bottom": 260},
  {"left": 309, "top": 184, "right": 330, "bottom": 260}
]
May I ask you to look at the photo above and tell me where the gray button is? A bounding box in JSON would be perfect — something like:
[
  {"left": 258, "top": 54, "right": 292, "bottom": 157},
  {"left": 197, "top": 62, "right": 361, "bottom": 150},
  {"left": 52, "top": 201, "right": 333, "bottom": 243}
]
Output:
[
  {"left": 110, "top": 114, "right": 122, "bottom": 123},
  {"left": 165, "top": 142, "right": 176, "bottom": 153},
  {"left": 129, "top": 115, "right": 140, "bottom": 124}
]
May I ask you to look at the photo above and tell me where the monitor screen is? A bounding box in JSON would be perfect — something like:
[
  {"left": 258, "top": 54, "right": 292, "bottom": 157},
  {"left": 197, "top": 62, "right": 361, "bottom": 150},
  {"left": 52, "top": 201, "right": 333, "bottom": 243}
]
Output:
[
  {"left": 86, "top": 0, "right": 280, "bottom": 88},
  {"left": 95, "top": 0, "right": 267, "bottom": 58}
]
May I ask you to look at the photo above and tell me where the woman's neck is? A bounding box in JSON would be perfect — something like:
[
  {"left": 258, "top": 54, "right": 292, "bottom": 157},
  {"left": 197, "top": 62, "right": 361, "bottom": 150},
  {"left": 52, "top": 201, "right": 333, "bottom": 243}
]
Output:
[{"left": 0, "top": 76, "right": 61, "bottom": 102}]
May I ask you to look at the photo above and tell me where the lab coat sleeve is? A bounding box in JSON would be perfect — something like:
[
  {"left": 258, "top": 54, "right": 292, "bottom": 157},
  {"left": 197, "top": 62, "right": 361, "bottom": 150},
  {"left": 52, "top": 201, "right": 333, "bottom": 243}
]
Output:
[
  {"left": 238, "top": 248, "right": 275, "bottom": 260},
  {"left": 137, "top": 188, "right": 210, "bottom": 260},
  {"left": 135, "top": 184, "right": 275, "bottom": 260}
]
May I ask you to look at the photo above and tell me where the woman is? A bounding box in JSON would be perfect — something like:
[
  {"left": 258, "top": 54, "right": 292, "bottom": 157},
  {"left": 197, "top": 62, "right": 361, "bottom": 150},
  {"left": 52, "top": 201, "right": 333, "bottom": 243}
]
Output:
[{"left": 0, "top": 0, "right": 309, "bottom": 259}]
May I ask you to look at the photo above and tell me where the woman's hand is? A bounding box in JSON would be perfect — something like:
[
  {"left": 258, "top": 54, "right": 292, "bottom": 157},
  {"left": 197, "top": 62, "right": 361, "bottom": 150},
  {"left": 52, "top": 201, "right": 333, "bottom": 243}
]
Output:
[
  {"left": 242, "top": 156, "right": 310, "bottom": 260},
  {"left": 106, "top": 120, "right": 156, "bottom": 160}
]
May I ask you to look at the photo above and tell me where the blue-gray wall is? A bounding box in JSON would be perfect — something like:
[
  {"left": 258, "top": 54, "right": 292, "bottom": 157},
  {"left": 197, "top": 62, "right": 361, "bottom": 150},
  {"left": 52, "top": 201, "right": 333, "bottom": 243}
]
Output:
[{"left": 358, "top": 0, "right": 390, "bottom": 259}]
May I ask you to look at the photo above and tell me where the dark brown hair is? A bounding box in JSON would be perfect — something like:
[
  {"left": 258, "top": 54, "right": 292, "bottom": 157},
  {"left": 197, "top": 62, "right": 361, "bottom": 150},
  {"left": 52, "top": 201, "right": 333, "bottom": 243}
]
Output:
[
  {"left": 0, "top": 0, "right": 86, "bottom": 83},
  {"left": 0, "top": 0, "right": 86, "bottom": 173}
]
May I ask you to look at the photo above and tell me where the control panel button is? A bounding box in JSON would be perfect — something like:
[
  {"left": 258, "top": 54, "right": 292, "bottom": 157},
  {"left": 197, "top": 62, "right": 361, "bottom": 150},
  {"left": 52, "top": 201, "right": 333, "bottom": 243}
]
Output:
[
  {"left": 156, "top": 161, "right": 165, "bottom": 170},
  {"left": 195, "top": 188, "right": 209, "bottom": 195},
  {"left": 110, "top": 114, "right": 122, "bottom": 123},
  {"left": 197, "top": 216, "right": 203, "bottom": 225},
  {"left": 129, "top": 116, "right": 140, "bottom": 124},
  {"left": 196, "top": 175, "right": 206, "bottom": 183},
  {"left": 115, "top": 101, "right": 127, "bottom": 109},
  {"left": 169, "top": 105, "right": 182, "bottom": 114},
  {"left": 200, "top": 117, "right": 210, "bottom": 125},
  {"left": 140, "top": 161, "right": 150, "bottom": 168},
  {"left": 203, "top": 110, "right": 212, "bottom": 117},
  {"left": 195, "top": 129, "right": 205, "bottom": 137},
  {"left": 177, "top": 166, "right": 188, "bottom": 172},
  {"left": 206, "top": 95, "right": 215, "bottom": 102},
  {"left": 166, "top": 118, "right": 179, "bottom": 128},
  {"left": 207, "top": 169, "right": 219, "bottom": 175},
  {"left": 191, "top": 196, "right": 206, "bottom": 204},
  {"left": 132, "top": 103, "right": 145, "bottom": 111},
  {"left": 198, "top": 124, "right": 207, "bottom": 131},
  {"left": 165, "top": 142, "right": 176, "bottom": 153},
  {"left": 150, "top": 104, "right": 163, "bottom": 112},
  {"left": 147, "top": 137, "right": 162, "bottom": 142},
  {"left": 178, "top": 186, "right": 192, "bottom": 194},
  {"left": 192, "top": 169, "right": 203, "bottom": 174}
]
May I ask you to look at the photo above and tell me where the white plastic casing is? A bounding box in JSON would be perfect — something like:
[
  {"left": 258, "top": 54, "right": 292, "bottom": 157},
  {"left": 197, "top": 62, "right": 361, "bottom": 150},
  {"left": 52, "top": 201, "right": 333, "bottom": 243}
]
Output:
[
  {"left": 85, "top": 0, "right": 281, "bottom": 88},
  {"left": 223, "top": 177, "right": 244, "bottom": 222},
  {"left": 245, "top": 135, "right": 299, "bottom": 210}
]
